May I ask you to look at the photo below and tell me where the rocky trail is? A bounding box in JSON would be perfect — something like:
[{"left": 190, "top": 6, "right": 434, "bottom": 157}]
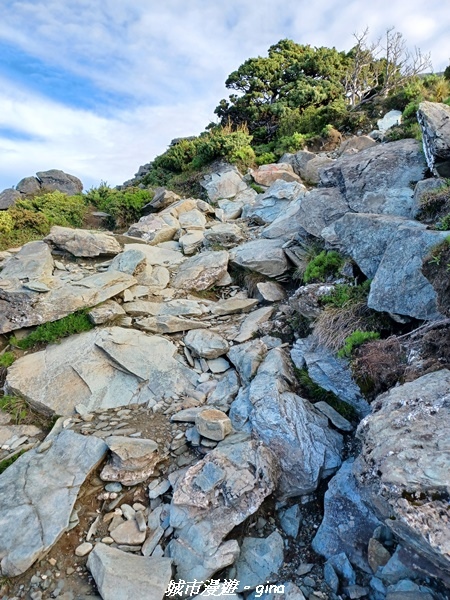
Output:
[{"left": 0, "top": 101, "right": 449, "bottom": 600}]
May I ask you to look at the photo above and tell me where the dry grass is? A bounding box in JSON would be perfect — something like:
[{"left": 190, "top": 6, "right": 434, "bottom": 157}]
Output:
[{"left": 312, "top": 301, "right": 373, "bottom": 352}]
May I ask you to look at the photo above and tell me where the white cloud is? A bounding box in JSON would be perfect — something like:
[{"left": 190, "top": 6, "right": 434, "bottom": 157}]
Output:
[{"left": 0, "top": 1, "right": 448, "bottom": 190}]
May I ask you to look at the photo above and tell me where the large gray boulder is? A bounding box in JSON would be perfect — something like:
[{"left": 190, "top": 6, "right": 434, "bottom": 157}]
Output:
[
  {"left": 295, "top": 187, "right": 349, "bottom": 238},
  {"left": 354, "top": 370, "right": 450, "bottom": 583},
  {"left": 312, "top": 460, "right": 382, "bottom": 573},
  {"left": 229, "top": 532, "right": 284, "bottom": 592},
  {"left": 201, "top": 165, "right": 248, "bottom": 203},
  {"left": 126, "top": 213, "right": 179, "bottom": 244},
  {"left": 261, "top": 197, "right": 309, "bottom": 241},
  {"left": 0, "top": 430, "right": 107, "bottom": 576},
  {"left": 250, "top": 163, "right": 301, "bottom": 186},
  {"left": 278, "top": 149, "right": 316, "bottom": 178},
  {"left": 368, "top": 227, "right": 450, "bottom": 319},
  {"left": 0, "top": 188, "right": 20, "bottom": 209},
  {"left": 417, "top": 101, "right": 450, "bottom": 177},
  {"left": 87, "top": 543, "right": 172, "bottom": 600},
  {"left": 171, "top": 250, "right": 229, "bottom": 291},
  {"left": 243, "top": 180, "right": 305, "bottom": 225},
  {"left": 15, "top": 176, "right": 41, "bottom": 196},
  {"left": 230, "top": 239, "right": 288, "bottom": 278},
  {"left": 45, "top": 226, "right": 122, "bottom": 257},
  {"left": 319, "top": 139, "right": 426, "bottom": 218},
  {"left": 36, "top": 169, "right": 83, "bottom": 195},
  {"left": 167, "top": 437, "right": 278, "bottom": 581},
  {"left": 327, "top": 213, "right": 426, "bottom": 279},
  {"left": 6, "top": 327, "right": 199, "bottom": 414}
]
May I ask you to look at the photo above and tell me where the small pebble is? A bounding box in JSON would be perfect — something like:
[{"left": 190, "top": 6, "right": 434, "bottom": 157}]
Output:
[{"left": 75, "top": 542, "right": 93, "bottom": 557}]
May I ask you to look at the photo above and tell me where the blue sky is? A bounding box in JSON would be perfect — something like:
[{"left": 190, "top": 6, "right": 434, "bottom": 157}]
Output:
[{"left": 0, "top": 0, "right": 448, "bottom": 192}]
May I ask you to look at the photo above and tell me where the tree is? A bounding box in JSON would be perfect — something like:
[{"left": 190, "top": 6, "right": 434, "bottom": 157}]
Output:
[{"left": 214, "top": 39, "right": 349, "bottom": 143}]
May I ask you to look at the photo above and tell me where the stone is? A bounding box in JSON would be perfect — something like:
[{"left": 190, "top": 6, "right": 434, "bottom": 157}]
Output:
[
  {"left": 135, "top": 315, "right": 208, "bottom": 334},
  {"left": 0, "top": 430, "right": 107, "bottom": 576},
  {"left": 314, "top": 401, "right": 353, "bottom": 432},
  {"left": 148, "top": 479, "right": 171, "bottom": 500},
  {"left": 250, "top": 163, "right": 302, "bottom": 186},
  {"left": 172, "top": 251, "right": 229, "bottom": 291},
  {"left": 0, "top": 188, "right": 20, "bottom": 209},
  {"left": 338, "top": 136, "right": 377, "bottom": 155},
  {"left": 312, "top": 460, "right": 382, "bottom": 573},
  {"left": 142, "top": 526, "right": 164, "bottom": 556},
  {"left": 179, "top": 209, "right": 206, "bottom": 230},
  {"left": 279, "top": 149, "right": 316, "bottom": 178},
  {"left": 142, "top": 188, "right": 180, "bottom": 213},
  {"left": 126, "top": 213, "right": 179, "bottom": 244},
  {"left": 0, "top": 240, "right": 53, "bottom": 283},
  {"left": 256, "top": 281, "right": 286, "bottom": 302},
  {"left": 294, "top": 187, "right": 349, "bottom": 238},
  {"left": 123, "top": 243, "right": 185, "bottom": 270},
  {"left": 179, "top": 230, "right": 204, "bottom": 255},
  {"left": 87, "top": 543, "right": 172, "bottom": 600},
  {"left": 110, "top": 519, "right": 146, "bottom": 545},
  {"left": 167, "top": 438, "right": 277, "bottom": 581},
  {"left": 243, "top": 180, "right": 306, "bottom": 225},
  {"left": 45, "top": 226, "right": 122, "bottom": 257},
  {"left": 201, "top": 165, "right": 248, "bottom": 203},
  {"left": 88, "top": 300, "right": 125, "bottom": 325},
  {"left": 377, "top": 110, "right": 402, "bottom": 132},
  {"left": 217, "top": 199, "right": 244, "bottom": 220},
  {"left": 303, "top": 155, "right": 334, "bottom": 184},
  {"left": 207, "top": 357, "right": 230, "bottom": 373},
  {"left": 234, "top": 306, "right": 274, "bottom": 343},
  {"left": 36, "top": 169, "right": 83, "bottom": 195},
  {"left": 418, "top": 101, "right": 450, "bottom": 177},
  {"left": 368, "top": 538, "right": 391, "bottom": 573},
  {"left": 227, "top": 339, "right": 268, "bottom": 385},
  {"left": 211, "top": 297, "right": 259, "bottom": 316},
  {"left": 195, "top": 409, "right": 233, "bottom": 441},
  {"left": 184, "top": 329, "right": 229, "bottom": 359},
  {"left": 230, "top": 532, "right": 284, "bottom": 592},
  {"left": 16, "top": 175, "right": 41, "bottom": 195},
  {"left": 368, "top": 227, "right": 449, "bottom": 319},
  {"left": 75, "top": 542, "right": 93, "bottom": 557},
  {"left": 328, "top": 213, "right": 425, "bottom": 279},
  {"left": 230, "top": 239, "right": 288, "bottom": 278},
  {"left": 207, "top": 369, "right": 240, "bottom": 408},
  {"left": 0, "top": 424, "right": 42, "bottom": 446},
  {"left": 278, "top": 504, "right": 301, "bottom": 538},
  {"left": 204, "top": 223, "right": 245, "bottom": 247},
  {"left": 260, "top": 197, "right": 308, "bottom": 241},
  {"left": 6, "top": 327, "right": 199, "bottom": 414},
  {"left": 320, "top": 139, "right": 426, "bottom": 217},
  {"left": 354, "top": 370, "right": 450, "bottom": 582},
  {"left": 100, "top": 436, "right": 163, "bottom": 486}
]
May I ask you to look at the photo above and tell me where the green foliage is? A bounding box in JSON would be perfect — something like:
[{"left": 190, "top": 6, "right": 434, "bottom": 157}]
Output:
[
  {"left": 12, "top": 311, "right": 94, "bottom": 350},
  {"left": 321, "top": 280, "right": 371, "bottom": 308},
  {"left": 294, "top": 367, "right": 357, "bottom": 420},
  {"left": 0, "top": 395, "right": 28, "bottom": 424},
  {"left": 0, "top": 352, "right": 15, "bottom": 368},
  {"left": 437, "top": 214, "right": 450, "bottom": 231},
  {"left": 303, "top": 250, "right": 344, "bottom": 283},
  {"left": 417, "top": 181, "right": 450, "bottom": 230},
  {"left": 250, "top": 183, "right": 265, "bottom": 194},
  {"left": 337, "top": 330, "right": 380, "bottom": 358},
  {"left": 0, "top": 450, "right": 27, "bottom": 475},
  {"left": 254, "top": 152, "right": 277, "bottom": 166},
  {"left": 16, "top": 191, "right": 87, "bottom": 228},
  {"left": 0, "top": 212, "right": 14, "bottom": 234},
  {"left": 85, "top": 184, "right": 152, "bottom": 228}
]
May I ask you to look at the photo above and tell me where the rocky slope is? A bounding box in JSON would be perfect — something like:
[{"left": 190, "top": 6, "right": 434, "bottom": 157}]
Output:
[{"left": 0, "top": 102, "right": 449, "bottom": 600}]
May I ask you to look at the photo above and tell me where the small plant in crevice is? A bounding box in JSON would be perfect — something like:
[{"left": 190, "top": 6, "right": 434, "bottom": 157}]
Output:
[
  {"left": 10, "top": 311, "right": 94, "bottom": 350},
  {"left": 303, "top": 250, "right": 345, "bottom": 284},
  {"left": 337, "top": 330, "right": 380, "bottom": 358},
  {"left": 0, "top": 352, "right": 15, "bottom": 368},
  {"left": 0, "top": 395, "right": 29, "bottom": 424}
]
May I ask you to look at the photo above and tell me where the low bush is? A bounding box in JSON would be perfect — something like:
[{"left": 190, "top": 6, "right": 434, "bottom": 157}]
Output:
[
  {"left": 11, "top": 311, "right": 94, "bottom": 350},
  {"left": 15, "top": 191, "right": 87, "bottom": 228},
  {"left": 0, "top": 352, "right": 15, "bottom": 368},
  {"left": 0, "top": 395, "right": 28, "bottom": 424},
  {"left": 303, "top": 250, "right": 344, "bottom": 283},
  {"left": 85, "top": 184, "right": 152, "bottom": 228},
  {"left": 321, "top": 280, "right": 371, "bottom": 308},
  {"left": 337, "top": 330, "right": 380, "bottom": 358}
]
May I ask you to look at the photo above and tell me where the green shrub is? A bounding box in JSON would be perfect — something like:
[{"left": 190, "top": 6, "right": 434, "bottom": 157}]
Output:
[
  {"left": 85, "top": 184, "right": 152, "bottom": 228},
  {"left": 337, "top": 330, "right": 380, "bottom": 358},
  {"left": 0, "top": 212, "right": 14, "bottom": 234},
  {"left": 16, "top": 191, "right": 87, "bottom": 228},
  {"left": 0, "top": 395, "right": 28, "bottom": 424},
  {"left": 250, "top": 183, "right": 265, "bottom": 194},
  {"left": 255, "top": 152, "right": 277, "bottom": 166},
  {"left": 0, "top": 352, "right": 15, "bottom": 368},
  {"left": 437, "top": 214, "right": 450, "bottom": 231},
  {"left": 321, "top": 280, "right": 371, "bottom": 308},
  {"left": 12, "top": 311, "right": 94, "bottom": 350},
  {"left": 303, "top": 250, "right": 344, "bottom": 283}
]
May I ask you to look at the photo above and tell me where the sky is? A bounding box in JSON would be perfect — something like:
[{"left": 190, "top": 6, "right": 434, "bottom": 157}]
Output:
[{"left": 0, "top": 0, "right": 448, "bottom": 192}]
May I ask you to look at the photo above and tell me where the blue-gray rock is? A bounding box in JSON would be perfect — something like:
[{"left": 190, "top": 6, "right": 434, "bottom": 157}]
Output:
[
  {"left": 326, "top": 552, "right": 356, "bottom": 585},
  {"left": 368, "top": 226, "right": 449, "bottom": 319},
  {"left": 201, "top": 165, "right": 248, "bottom": 203},
  {"left": 230, "top": 238, "right": 288, "bottom": 278},
  {"left": 87, "top": 543, "right": 172, "bottom": 600},
  {"left": 0, "top": 430, "right": 107, "bottom": 576},
  {"left": 227, "top": 339, "right": 268, "bottom": 385},
  {"left": 294, "top": 187, "right": 349, "bottom": 238},
  {"left": 319, "top": 139, "right": 426, "bottom": 218},
  {"left": 0, "top": 188, "right": 21, "bottom": 209},
  {"left": 36, "top": 169, "right": 83, "bottom": 195},
  {"left": 312, "top": 460, "right": 382, "bottom": 573},
  {"left": 278, "top": 504, "right": 301, "bottom": 538},
  {"left": 108, "top": 249, "right": 146, "bottom": 274},
  {"left": 417, "top": 101, "right": 450, "bottom": 177},
  {"left": 323, "top": 562, "right": 339, "bottom": 593},
  {"left": 207, "top": 369, "right": 240, "bottom": 409},
  {"left": 229, "top": 532, "right": 284, "bottom": 592},
  {"left": 261, "top": 197, "right": 309, "bottom": 241},
  {"left": 243, "top": 179, "right": 305, "bottom": 225}
]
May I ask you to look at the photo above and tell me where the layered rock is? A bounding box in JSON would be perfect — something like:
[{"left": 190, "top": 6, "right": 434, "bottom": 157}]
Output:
[{"left": 417, "top": 101, "right": 450, "bottom": 177}]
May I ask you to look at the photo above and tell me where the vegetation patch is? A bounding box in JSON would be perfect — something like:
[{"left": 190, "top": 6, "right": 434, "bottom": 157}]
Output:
[
  {"left": 337, "top": 330, "right": 380, "bottom": 358},
  {"left": 422, "top": 237, "right": 450, "bottom": 317},
  {"left": 0, "top": 449, "right": 27, "bottom": 475},
  {"left": 11, "top": 311, "right": 94, "bottom": 350},
  {"left": 320, "top": 280, "right": 371, "bottom": 308},
  {"left": 303, "top": 250, "right": 344, "bottom": 283},
  {"left": 0, "top": 395, "right": 29, "bottom": 424},
  {"left": 0, "top": 352, "right": 15, "bottom": 368},
  {"left": 84, "top": 184, "right": 152, "bottom": 229}
]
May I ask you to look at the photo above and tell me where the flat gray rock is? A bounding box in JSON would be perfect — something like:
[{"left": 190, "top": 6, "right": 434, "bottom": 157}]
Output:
[
  {"left": 0, "top": 430, "right": 107, "bottom": 576},
  {"left": 45, "top": 226, "right": 122, "bottom": 257},
  {"left": 243, "top": 180, "right": 305, "bottom": 225},
  {"left": 184, "top": 329, "right": 229, "bottom": 359},
  {"left": 230, "top": 531, "right": 284, "bottom": 592},
  {"left": 171, "top": 251, "right": 229, "bottom": 291},
  {"left": 6, "top": 327, "right": 199, "bottom": 415},
  {"left": 87, "top": 543, "right": 172, "bottom": 600},
  {"left": 295, "top": 187, "right": 349, "bottom": 238},
  {"left": 100, "top": 436, "right": 163, "bottom": 486},
  {"left": 230, "top": 239, "right": 288, "bottom": 278}
]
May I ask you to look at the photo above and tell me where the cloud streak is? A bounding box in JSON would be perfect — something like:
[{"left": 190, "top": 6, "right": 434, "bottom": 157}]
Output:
[{"left": 0, "top": 1, "right": 448, "bottom": 191}]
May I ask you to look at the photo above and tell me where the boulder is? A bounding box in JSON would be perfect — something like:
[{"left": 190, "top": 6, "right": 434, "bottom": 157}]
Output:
[
  {"left": 195, "top": 409, "right": 233, "bottom": 441},
  {"left": 295, "top": 187, "right": 349, "bottom": 238},
  {"left": 327, "top": 213, "right": 426, "bottom": 278},
  {"left": 6, "top": 327, "right": 199, "bottom": 414},
  {"left": 179, "top": 230, "right": 204, "bottom": 255},
  {"left": 15, "top": 176, "right": 41, "bottom": 196},
  {"left": 279, "top": 149, "right": 316, "bottom": 179},
  {"left": 204, "top": 223, "right": 245, "bottom": 247},
  {"left": 211, "top": 297, "right": 259, "bottom": 316},
  {"left": 0, "top": 188, "right": 20, "bottom": 209},
  {"left": 184, "top": 329, "right": 229, "bottom": 359},
  {"left": 100, "top": 436, "right": 164, "bottom": 486},
  {"left": 0, "top": 240, "right": 54, "bottom": 284},
  {"left": 0, "top": 430, "right": 107, "bottom": 576},
  {"left": 234, "top": 306, "right": 275, "bottom": 343},
  {"left": 354, "top": 370, "right": 450, "bottom": 583},
  {"left": 227, "top": 339, "right": 268, "bottom": 385},
  {"left": 141, "top": 188, "right": 180, "bottom": 213},
  {"left": 126, "top": 213, "right": 179, "bottom": 244},
  {"left": 201, "top": 166, "right": 248, "bottom": 203},
  {"left": 243, "top": 180, "right": 306, "bottom": 225},
  {"left": 36, "top": 169, "right": 83, "bottom": 195},
  {"left": 338, "top": 136, "right": 377, "bottom": 155},
  {"left": 312, "top": 460, "right": 382, "bottom": 573},
  {"left": 167, "top": 437, "right": 277, "bottom": 581},
  {"left": 217, "top": 198, "right": 244, "bottom": 220},
  {"left": 172, "top": 250, "right": 229, "bottom": 291},
  {"left": 107, "top": 248, "right": 146, "bottom": 275},
  {"left": 123, "top": 243, "right": 185, "bottom": 270},
  {"left": 368, "top": 227, "right": 450, "bottom": 319},
  {"left": 135, "top": 315, "right": 208, "bottom": 334},
  {"left": 229, "top": 532, "right": 285, "bottom": 592},
  {"left": 320, "top": 139, "right": 426, "bottom": 218},
  {"left": 250, "top": 163, "right": 302, "bottom": 186},
  {"left": 88, "top": 300, "right": 126, "bottom": 325},
  {"left": 87, "top": 543, "right": 172, "bottom": 600},
  {"left": 255, "top": 281, "right": 286, "bottom": 302},
  {"left": 179, "top": 209, "right": 206, "bottom": 230},
  {"left": 230, "top": 239, "right": 288, "bottom": 278},
  {"left": 45, "top": 226, "right": 122, "bottom": 257},
  {"left": 417, "top": 101, "right": 450, "bottom": 177},
  {"left": 303, "top": 155, "right": 335, "bottom": 184}
]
